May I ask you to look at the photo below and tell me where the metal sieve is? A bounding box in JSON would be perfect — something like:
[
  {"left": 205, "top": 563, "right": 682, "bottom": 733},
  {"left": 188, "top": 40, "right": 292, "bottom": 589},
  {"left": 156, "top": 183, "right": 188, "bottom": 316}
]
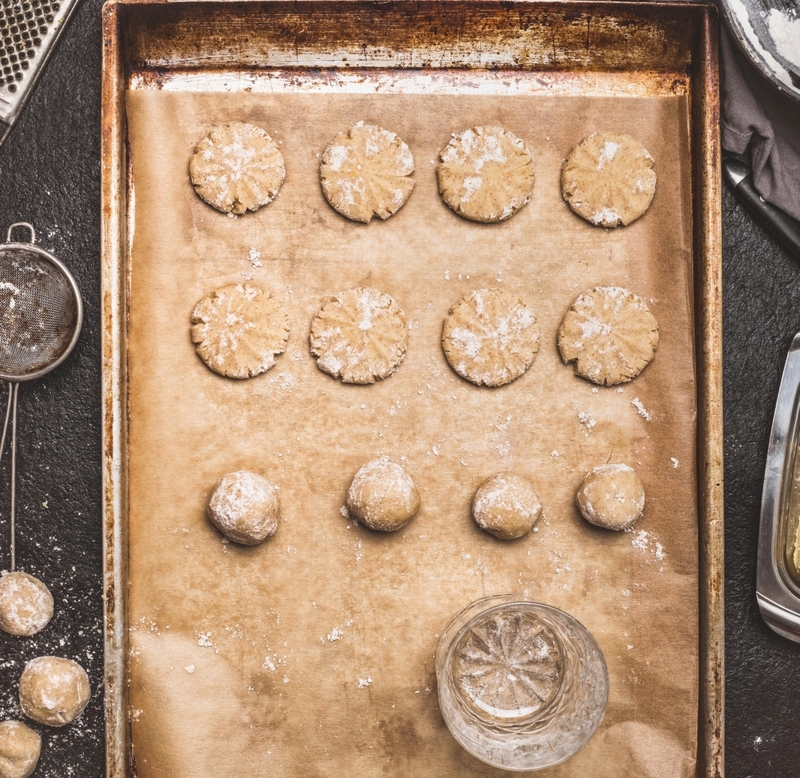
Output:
[{"left": 0, "top": 222, "right": 82, "bottom": 570}]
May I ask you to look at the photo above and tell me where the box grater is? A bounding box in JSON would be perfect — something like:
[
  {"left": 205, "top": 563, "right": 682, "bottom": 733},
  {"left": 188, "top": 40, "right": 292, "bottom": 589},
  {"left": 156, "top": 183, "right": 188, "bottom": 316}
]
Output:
[{"left": 0, "top": 0, "right": 81, "bottom": 145}]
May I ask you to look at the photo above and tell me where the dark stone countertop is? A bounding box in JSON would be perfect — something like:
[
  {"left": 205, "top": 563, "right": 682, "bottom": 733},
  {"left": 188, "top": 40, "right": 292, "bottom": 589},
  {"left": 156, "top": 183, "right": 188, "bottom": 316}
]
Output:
[{"left": 1, "top": 1, "right": 799, "bottom": 775}]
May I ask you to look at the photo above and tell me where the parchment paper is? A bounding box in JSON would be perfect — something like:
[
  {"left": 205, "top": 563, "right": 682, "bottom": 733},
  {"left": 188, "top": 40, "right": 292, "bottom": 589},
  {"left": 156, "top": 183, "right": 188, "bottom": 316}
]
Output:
[{"left": 125, "top": 84, "right": 697, "bottom": 777}]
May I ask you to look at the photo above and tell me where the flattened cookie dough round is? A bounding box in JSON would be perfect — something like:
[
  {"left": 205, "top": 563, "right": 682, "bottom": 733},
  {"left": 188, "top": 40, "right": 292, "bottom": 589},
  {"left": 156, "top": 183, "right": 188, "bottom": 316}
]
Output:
[
  {"left": 442, "top": 288, "right": 540, "bottom": 387},
  {"left": 0, "top": 720, "right": 41, "bottom": 778},
  {"left": 558, "top": 286, "right": 658, "bottom": 386},
  {"left": 561, "top": 132, "right": 656, "bottom": 228},
  {"left": 19, "top": 656, "right": 90, "bottom": 727},
  {"left": 320, "top": 123, "right": 415, "bottom": 223},
  {"left": 346, "top": 458, "right": 420, "bottom": 532},
  {"left": 207, "top": 471, "right": 280, "bottom": 545},
  {"left": 576, "top": 463, "right": 645, "bottom": 531},
  {"left": 472, "top": 473, "right": 543, "bottom": 540},
  {"left": 437, "top": 126, "right": 535, "bottom": 223},
  {"left": 189, "top": 122, "right": 285, "bottom": 215},
  {"left": 191, "top": 283, "right": 289, "bottom": 379},
  {"left": 310, "top": 287, "right": 408, "bottom": 384},
  {"left": 0, "top": 572, "right": 53, "bottom": 637}
]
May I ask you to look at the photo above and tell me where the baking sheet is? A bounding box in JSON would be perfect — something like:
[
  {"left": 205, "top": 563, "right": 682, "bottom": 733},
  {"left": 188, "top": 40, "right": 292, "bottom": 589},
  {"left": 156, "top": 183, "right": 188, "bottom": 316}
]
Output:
[{"left": 123, "top": 82, "right": 698, "bottom": 777}]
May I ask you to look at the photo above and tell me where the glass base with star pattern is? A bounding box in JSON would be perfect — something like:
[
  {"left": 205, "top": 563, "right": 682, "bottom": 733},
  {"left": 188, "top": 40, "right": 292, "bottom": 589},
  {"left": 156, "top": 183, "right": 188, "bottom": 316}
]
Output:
[{"left": 435, "top": 595, "right": 609, "bottom": 771}]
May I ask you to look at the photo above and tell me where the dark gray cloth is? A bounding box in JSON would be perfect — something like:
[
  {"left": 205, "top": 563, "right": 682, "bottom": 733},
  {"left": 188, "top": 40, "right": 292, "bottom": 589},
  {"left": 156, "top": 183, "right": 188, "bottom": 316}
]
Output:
[{"left": 721, "top": 27, "right": 800, "bottom": 222}]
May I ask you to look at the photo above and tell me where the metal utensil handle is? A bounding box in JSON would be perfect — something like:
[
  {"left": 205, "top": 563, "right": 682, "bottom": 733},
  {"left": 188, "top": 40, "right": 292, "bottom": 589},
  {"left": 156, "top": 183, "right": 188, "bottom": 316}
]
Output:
[
  {"left": 0, "top": 381, "right": 18, "bottom": 571},
  {"left": 5, "top": 222, "right": 35, "bottom": 245}
]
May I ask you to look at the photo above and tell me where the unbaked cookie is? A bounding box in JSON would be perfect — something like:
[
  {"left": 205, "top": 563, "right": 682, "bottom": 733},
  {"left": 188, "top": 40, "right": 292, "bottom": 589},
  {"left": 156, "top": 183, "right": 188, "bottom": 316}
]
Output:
[
  {"left": 561, "top": 132, "right": 656, "bottom": 228},
  {"left": 19, "top": 656, "right": 90, "bottom": 727},
  {"left": 0, "top": 572, "right": 53, "bottom": 637},
  {"left": 0, "top": 720, "right": 40, "bottom": 778},
  {"left": 346, "top": 458, "right": 420, "bottom": 532},
  {"left": 310, "top": 287, "right": 408, "bottom": 384},
  {"left": 472, "top": 473, "right": 543, "bottom": 540},
  {"left": 437, "top": 126, "right": 535, "bottom": 223},
  {"left": 191, "top": 283, "right": 289, "bottom": 380},
  {"left": 442, "top": 288, "right": 540, "bottom": 387},
  {"left": 320, "top": 123, "right": 415, "bottom": 223},
  {"left": 207, "top": 471, "right": 280, "bottom": 546},
  {"left": 558, "top": 286, "right": 658, "bottom": 386},
  {"left": 189, "top": 122, "right": 285, "bottom": 215},
  {"left": 576, "top": 463, "right": 645, "bottom": 530}
]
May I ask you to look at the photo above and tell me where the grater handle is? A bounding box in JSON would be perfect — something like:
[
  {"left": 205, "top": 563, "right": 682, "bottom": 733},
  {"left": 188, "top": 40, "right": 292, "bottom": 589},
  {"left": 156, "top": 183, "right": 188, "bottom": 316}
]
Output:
[{"left": 6, "top": 222, "right": 35, "bottom": 245}]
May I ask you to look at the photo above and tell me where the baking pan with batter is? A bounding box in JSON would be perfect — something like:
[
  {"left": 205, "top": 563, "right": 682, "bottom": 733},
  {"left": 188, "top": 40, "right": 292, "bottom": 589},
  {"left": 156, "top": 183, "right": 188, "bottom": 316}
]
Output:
[{"left": 101, "top": 3, "right": 724, "bottom": 776}]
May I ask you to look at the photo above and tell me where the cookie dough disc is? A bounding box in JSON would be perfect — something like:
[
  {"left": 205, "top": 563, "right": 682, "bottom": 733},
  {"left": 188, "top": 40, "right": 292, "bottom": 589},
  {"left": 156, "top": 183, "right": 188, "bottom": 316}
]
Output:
[
  {"left": 558, "top": 286, "right": 658, "bottom": 386},
  {"left": 191, "top": 283, "right": 289, "bottom": 379},
  {"left": 561, "top": 132, "right": 656, "bottom": 228},
  {"left": 576, "top": 463, "right": 645, "bottom": 531},
  {"left": 437, "top": 126, "right": 535, "bottom": 223},
  {"left": 310, "top": 287, "right": 408, "bottom": 384},
  {"left": 189, "top": 121, "right": 285, "bottom": 215},
  {"left": 442, "top": 288, "right": 540, "bottom": 387},
  {"left": 207, "top": 471, "right": 280, "bottom": 546},
  {"left": 19, "top": 657, "right": 91, "bottom": 727},
  {"left": 0, "top": 721, "right": 41, "bottom": 778},
  {"left": 472, "top": 473, "right": 543, "bottom": 540},
  {"left": 0, "top": 572, "right": 53, "bottom": 637},
  {"left": 346, "top": 458, "right": 420, "bottom": 532},
  {"left": 320, "top": 123, "right": 415, "bottom": 223}
]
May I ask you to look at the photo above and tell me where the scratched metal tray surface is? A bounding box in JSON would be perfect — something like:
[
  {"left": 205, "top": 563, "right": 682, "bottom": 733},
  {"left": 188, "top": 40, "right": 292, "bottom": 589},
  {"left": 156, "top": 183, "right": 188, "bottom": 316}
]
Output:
[{"left": 100, "top": 2, "right": 724, "bottom": 776}]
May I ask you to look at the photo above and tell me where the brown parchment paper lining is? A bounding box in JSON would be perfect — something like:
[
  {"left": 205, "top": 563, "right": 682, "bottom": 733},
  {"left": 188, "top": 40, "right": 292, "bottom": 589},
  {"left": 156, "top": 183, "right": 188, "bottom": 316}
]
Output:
[{"left": 124, "top": 86, "right": 697, "bottom": 778}]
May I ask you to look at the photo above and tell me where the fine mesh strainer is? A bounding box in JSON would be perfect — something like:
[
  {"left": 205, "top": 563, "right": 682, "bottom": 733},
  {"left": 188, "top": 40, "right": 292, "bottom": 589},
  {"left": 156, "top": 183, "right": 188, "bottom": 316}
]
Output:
[
  {"left": 0, "top": 222, "right": 82, "bottom": 571},
  {"left": 0, "top": 0, "right": 81, "bottom": 144}
]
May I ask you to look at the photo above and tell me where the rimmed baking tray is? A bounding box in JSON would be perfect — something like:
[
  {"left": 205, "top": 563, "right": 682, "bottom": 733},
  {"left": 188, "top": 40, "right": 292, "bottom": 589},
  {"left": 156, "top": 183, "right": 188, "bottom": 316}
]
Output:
[{"left": 101, "top": 2, "right": 723, "bottom": 776}]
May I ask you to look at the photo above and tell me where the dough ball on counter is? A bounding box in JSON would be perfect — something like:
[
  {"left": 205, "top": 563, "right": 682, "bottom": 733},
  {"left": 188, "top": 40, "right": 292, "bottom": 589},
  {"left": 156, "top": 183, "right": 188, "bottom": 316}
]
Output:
[
  {"left": 0, "top": 572, "right": 53, "bottom": 637},
  {"left": 472, "top": 472, "right": 543, "bottom": 540},
  {"left": 320, "top": 123, "right": 415, "bottom": 223},
  {"left": 310, "top": 287, "right": 408, "bottom": 384},
  {"left": 576, "top": 463, "right": 645, "bottom": 531},
  {"left": 346, "top": 458, "right": 420, "bottom": 532},
  {"left": 561, "top": 131, "right": 656, "bottom": 228},
  {"left": 0, "top": 721, "right": 41, "bottom": 778},
  {"left": 191, "top": 283, "right": 289, "bottom": 380},
  {"left": 442, "top": 288, "right": 540, "bottom": 387},
  {"left": 437, "top": 126, "right": 535, "bottom": 223},
  {"left": 207, "top": 471, "right": 280, "bottom": 545},
  {"left": 189, "top": 121, "right": 285, "bottom": 215},
  {"left": 19, "top": 657, "right": 90, "bottom": 727},
  {"left": 557, "top": 286, "right": 658, "bottom": 386}
]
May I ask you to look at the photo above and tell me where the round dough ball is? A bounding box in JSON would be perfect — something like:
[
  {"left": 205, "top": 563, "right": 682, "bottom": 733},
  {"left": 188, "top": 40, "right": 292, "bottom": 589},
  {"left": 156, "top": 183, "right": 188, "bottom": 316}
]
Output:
[
  {"left": 346, "top": 458, "right": 420, "bottom": 532},
  {"left": 191, "top": 283, "right": 289, "bottom": 380},
  {"left": 310, "top": 287, "right": 408, "bottom": 384},
  {"left": 320, "top": 123, "right": 415, "bottom": 223},
  {"left": 561, "top": 131, "right": 656, "bottom": 228},
  {"left": 442, "top": 288, "right": 540, "bottom": 387},
  {"left": 558, "top": 286, "right": 658, "bottom": 385},
  {"left": 0, "top": 721, "right": 41, "bottom": 778},
  {"left": 576, "top": 463, "right": 645, "bottom": 531},
  {"left": 189, "top": 121, "right": 285, "bottom": 215},
  {"left": 437, "top": 126, "right": 534, "bottom": 223},
  {"left": 207, "top": 471, "right": 280, "bottom": 546},
  {"left": 472, "top": 473, "right": 543, "bottom": 540},
  {"left": 19, "top": 656, "right": 90, "bottom": 727},
  {"left": 0, "top": 572, "right": 53, "bottom": 637}
]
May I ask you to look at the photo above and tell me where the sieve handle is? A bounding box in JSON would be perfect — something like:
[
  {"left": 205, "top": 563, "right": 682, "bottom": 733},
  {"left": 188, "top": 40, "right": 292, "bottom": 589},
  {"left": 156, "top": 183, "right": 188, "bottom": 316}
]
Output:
[{"left": 6, "top": 222, "right": 35, "bottom": 245}]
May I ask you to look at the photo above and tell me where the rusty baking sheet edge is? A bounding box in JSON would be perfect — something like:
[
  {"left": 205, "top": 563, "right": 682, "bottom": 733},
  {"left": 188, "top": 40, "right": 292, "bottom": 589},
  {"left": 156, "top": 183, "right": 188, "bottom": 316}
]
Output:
[{"left": 100, "top": 2, "right": 723, "bottom": 776}]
